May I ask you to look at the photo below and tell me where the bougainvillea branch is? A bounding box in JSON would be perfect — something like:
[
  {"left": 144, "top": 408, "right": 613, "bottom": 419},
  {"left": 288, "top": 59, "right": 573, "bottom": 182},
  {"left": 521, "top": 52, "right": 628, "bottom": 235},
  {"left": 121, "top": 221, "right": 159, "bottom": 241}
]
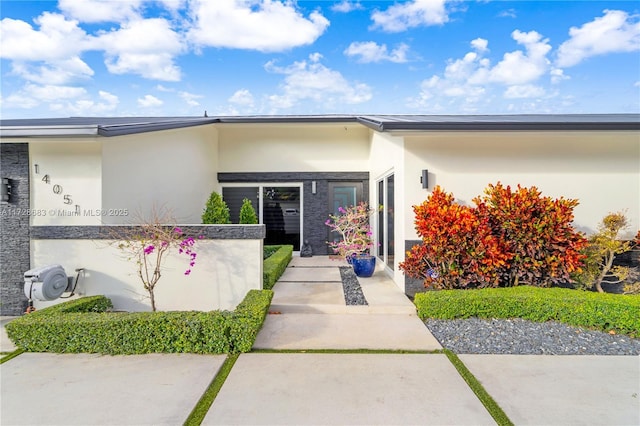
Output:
[{"left": 112, "top": 210, "right": 202, "bottom": 311}]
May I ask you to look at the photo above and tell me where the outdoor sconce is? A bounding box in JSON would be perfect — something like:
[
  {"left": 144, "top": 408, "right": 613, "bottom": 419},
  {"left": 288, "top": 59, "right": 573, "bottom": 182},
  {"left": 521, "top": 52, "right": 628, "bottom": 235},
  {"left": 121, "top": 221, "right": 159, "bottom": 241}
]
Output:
[
  {"left": 311, "top": 181, "right": 317, "bottom": 194},
  {"left": 1, "top": 178, "right": 11, "bottom": 203},
  {"left": 421, "top": 170, "right": 429, "bottom": 189}
]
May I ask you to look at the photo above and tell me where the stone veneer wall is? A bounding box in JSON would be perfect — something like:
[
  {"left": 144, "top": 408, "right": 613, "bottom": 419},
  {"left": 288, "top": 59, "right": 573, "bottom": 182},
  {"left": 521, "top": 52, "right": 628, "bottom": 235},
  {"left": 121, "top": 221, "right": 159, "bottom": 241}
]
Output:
[{"left": 0, "top": 143, "right": 30, "bottom": 315}]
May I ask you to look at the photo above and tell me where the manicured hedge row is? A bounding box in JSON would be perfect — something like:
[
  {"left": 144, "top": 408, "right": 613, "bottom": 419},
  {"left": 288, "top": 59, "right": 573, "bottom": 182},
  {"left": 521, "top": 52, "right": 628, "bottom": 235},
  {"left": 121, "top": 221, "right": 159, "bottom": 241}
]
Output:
[
  {"left": 6, "top": 290, "right": 273, "bottom": 355},
  {"left": 263, "top": 245, "right": 293, "bottom": 290},
  {"left": 415, "top": 286, "right": 640, "bottom": 337}
]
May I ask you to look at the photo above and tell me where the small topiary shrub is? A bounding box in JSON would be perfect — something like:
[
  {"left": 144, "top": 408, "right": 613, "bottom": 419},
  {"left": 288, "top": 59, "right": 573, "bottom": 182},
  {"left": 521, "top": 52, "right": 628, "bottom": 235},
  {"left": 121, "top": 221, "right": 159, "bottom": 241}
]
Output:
[
  {"left": 202, "top": 191, "right": 231, "bottom": 224},
  {"left": 263, "top": 245, "right": 293, "bottom": 290},
  {"left": 239, "top": 198, "right": 258, "bottom": 224},
  {"left": 414, "top": 286, "right": 640, "bottom": 337},
  {"left": 6, "top": 290, "right": 274, "bottom": 354}
]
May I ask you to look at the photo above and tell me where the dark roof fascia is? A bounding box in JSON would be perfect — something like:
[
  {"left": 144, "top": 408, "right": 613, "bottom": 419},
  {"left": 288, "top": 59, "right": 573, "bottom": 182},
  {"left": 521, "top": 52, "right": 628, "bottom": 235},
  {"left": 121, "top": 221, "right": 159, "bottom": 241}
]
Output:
[
  {"left": 97, "top": 118, "right": 218, "bottom": 137},
  {"left": 215, "top": 115, "right": 358, "bottom": 125},
  {"left": 359, "top": 114, "right": 640, "bottom": 132}
]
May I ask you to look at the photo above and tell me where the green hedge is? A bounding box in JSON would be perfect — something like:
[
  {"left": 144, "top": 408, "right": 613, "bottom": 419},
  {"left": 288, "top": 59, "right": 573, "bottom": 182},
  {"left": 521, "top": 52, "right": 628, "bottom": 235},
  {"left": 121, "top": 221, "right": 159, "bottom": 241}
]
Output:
[
  {"left": 6, "top": 290, "right": 273, "bottom": 355},
  {"left": 415, "top": 286, "right": 640, "bottom": 337},
  {"left": 263, "top": 245, "right": 293, "bottom": 290}
]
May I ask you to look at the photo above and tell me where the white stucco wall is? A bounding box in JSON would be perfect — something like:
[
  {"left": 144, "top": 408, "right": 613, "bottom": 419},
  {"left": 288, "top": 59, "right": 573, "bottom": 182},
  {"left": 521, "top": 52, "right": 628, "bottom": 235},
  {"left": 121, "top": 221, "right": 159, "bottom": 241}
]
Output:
[
  {"left": 403, "top": 131, "right": 640, "bottom": 239},
  {"left": 30, "top": 141, "right": 103, "bottom": 225},
  {"left": 368, "top": 131, "right": 407, "bottom": 287},
  {"left": 218, "top": 124, "right": 370, "bottom": 172},
  {"left": 30, "top": 237, "right": 262, "bottom": 312},
  {"left": 101, "top": 125, "right": 218, "bottom": 224}
]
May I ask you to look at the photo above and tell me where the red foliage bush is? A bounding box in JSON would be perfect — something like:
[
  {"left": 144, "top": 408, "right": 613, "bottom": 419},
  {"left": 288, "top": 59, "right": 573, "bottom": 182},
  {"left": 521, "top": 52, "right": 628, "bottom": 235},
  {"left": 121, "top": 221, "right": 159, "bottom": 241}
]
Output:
[
  {"left": 399, "top": 186, "right": 508, "bottom": 289},
  {"left": 474, "top": 183, "right": 587, "bottom": 287},
  {"left": 400, "top": 183, "right": 587, "bottom": 289}
]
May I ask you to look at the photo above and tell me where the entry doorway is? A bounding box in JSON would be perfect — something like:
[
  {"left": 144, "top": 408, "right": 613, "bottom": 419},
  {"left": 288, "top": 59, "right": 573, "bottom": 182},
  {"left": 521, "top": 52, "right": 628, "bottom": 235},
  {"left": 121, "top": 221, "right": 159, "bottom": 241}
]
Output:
[
  {"left": 327, "top": 182, "right": 364, "bottom": 247},
  {"left": 222, "top": 185, "right": 302, "bottom": 250}
]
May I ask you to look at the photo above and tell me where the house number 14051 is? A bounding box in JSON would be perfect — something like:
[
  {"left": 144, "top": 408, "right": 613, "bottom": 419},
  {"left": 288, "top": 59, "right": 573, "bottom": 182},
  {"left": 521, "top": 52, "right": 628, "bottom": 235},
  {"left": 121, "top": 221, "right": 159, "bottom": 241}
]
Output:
[{"left": 34, "top": 164, "right": 76, "bottom": 207}]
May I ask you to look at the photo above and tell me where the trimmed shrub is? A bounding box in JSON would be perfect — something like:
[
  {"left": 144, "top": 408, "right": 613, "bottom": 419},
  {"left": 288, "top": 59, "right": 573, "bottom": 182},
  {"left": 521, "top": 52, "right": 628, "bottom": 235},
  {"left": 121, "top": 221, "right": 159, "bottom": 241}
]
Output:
[
  {"left": 6, "top": 290, "right": 274, "bottom": 354},
  {"left": 202, "top": 191, "right": 231, "bottom": 224},
  {"left": 228, "top": 289, "right": 274, "bottom": 353},
  {"left": 28, "top": 295, "right": 113, "bottom": 315},
  {"left": 263, "top": 245, "right": 293, "bottom": 290},
  {"left": 415, "top": 286, "right": 640, "bottom": 337},
  {"left": 239, "top": 198, "right": 258, "bottom": 224}
]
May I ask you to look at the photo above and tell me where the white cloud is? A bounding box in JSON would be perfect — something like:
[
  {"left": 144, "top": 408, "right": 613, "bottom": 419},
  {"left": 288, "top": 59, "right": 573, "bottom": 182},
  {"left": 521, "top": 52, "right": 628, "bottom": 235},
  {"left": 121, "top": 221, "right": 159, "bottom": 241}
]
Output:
[
  {"left": 635, "top": 81, "right": 640, "bottom": 87},
  {"left": 498, "top": 9, "right": 517, "bottom": 19},
  {"left": 470, "top": 38, "right": 488, "bottom": 53},
  {"left": 57, "top": 0, "right": 143, "bottom": 23},
  {"left": 179, "top": 91, "right": 203, "bottom": 107},
  {"left": 10, "top": 57, "right": 94, "bottom": 85},
  {"left": 0, "top": 13, "right": 90, "bottom": 61},
  {"left": 50, "top": 90, "right": 120, "bottom": 115},
  {"left": 331, "top": 1, "right": 363, "bottom": 13},
  {"left": 550, "top": 68, "right": 570, "bottom": 84},
  {"left": 229, "top": 89, "right": 255, "bottom": 106},
  {"left": 95, "top": 18, "right": 185, "bottom": 81},
  {"left": 556, "top": 10, "right": 640, "bottom": 67},
  {"left": 371, "top": 0, "right": 448, "bottom": 32},
  {"left": 138, "top": 94, "right": 163, "bottom": 107},
  {"left": 187, "top": 0, "right": 329, "bottom": 52},
  {"left": 265, "top": 53, "right": 372, "bottom": 110},
  {"left": 23, "top": 83, "right": 87, "bottom": 101},
  {"left": 488, "top": 30, "right": 551, "bottom": 85},
  {"left": 409, "top": 31, "right": 555, "bottom": 111},
  {"left": 504, "top": 84, "right": 546, "bottom": 99},
  {"left": 156, "top": 84, "right": 174, "bottom": 92},
  {"left": 344, "top": 41, "right": 409, "bottom": 63}
]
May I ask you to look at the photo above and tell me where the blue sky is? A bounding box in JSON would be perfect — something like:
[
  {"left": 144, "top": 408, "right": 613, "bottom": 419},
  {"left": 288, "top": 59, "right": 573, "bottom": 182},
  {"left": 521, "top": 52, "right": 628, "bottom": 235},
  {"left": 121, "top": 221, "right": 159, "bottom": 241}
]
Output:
[{"left": 1, "top": 0, "right": 639, "bottom": 118}]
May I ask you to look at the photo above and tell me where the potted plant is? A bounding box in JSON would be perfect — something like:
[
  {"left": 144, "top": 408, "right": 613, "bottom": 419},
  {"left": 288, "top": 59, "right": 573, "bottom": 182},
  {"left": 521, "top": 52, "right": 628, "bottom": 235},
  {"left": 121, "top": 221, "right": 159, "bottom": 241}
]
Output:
[{"left": 325, "top": 202, "right": 377, "bottom": 277}]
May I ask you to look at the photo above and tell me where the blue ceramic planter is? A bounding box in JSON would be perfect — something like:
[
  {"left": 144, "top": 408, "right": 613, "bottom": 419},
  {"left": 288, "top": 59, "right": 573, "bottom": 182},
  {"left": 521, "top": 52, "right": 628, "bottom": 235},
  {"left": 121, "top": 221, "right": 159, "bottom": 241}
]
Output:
[{"left": 351, "top": 255, "right": 376, "bottom": 277}]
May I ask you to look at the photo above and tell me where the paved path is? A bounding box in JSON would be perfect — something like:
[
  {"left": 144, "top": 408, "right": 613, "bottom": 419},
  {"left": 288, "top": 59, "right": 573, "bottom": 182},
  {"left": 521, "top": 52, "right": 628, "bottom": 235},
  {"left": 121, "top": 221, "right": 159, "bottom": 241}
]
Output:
[
  {"left": 2, "top": 255, "right": 639, "bottom": 425},
  {"left": 254, "top": 256, "right": 442, "bottom": 350}
]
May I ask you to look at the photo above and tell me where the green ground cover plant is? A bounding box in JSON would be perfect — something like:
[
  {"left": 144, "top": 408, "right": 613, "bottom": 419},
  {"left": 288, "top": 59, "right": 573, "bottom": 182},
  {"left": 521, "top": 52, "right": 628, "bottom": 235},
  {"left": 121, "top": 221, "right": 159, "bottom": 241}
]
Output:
[
  {"left": 415, "top": 286, "right": 640, "bottom": 337},
  {"left": 6, "top": 290, "right": 273, "bottom": 355},
  {"left": 263, "top": 245, "right": 293, "bottom": 290}
]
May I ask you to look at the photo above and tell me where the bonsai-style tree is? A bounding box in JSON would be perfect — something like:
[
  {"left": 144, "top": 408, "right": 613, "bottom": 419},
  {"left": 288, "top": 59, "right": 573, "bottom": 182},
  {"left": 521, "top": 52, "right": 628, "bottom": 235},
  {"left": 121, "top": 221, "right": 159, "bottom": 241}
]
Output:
[
  {"left": 239, "top": 198, "right": 258, "bottom": 224},
  {"left": 574, "top": 212, "right": 637, "bottom": 293},
  {"left": 202, "top": 191, "right": 231, "bottom": 224}
]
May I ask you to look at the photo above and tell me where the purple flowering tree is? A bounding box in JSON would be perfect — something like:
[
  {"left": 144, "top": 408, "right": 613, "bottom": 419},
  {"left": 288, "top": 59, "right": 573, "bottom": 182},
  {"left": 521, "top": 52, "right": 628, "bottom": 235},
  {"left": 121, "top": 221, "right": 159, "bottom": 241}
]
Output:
[
  {"left": 325, "top": 202, "right": 375, "bottom": 260},
  {"left": 114, "top": 212, "right": 202, "bottom": 311}
]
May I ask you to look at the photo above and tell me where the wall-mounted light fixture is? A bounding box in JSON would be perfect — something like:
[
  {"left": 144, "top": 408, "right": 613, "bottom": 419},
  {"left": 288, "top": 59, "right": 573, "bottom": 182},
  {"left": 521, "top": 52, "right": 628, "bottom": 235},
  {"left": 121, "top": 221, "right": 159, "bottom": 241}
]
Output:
[
  {"left": 311, "top": 181, "right": 317, "bottom": 194},
  {"left": 421, "top": 170, "right": 429, "bottom": 189},
  {"left": 1, "top": 178, "right": 11, "bottom": 203}
]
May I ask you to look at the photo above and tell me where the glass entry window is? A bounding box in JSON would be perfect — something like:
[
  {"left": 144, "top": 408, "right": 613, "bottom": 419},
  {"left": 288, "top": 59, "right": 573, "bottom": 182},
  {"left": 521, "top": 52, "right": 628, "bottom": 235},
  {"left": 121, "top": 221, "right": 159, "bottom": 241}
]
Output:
[
  {"left": 327, "top": 182, "right": 363, "bottom": 247},
  {"left": 223, "top": 185, "right": 301, "bottom": 250},
  {"left": 377, "top": 174, "right": 394, "bottom": 270}
]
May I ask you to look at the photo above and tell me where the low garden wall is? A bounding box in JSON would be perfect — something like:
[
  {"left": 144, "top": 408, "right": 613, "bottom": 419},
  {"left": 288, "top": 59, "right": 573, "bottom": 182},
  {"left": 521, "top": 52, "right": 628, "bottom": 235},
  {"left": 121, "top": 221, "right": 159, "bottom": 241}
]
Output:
[{"left": 29, "top": 225, "right": 265, "bottom": 312}]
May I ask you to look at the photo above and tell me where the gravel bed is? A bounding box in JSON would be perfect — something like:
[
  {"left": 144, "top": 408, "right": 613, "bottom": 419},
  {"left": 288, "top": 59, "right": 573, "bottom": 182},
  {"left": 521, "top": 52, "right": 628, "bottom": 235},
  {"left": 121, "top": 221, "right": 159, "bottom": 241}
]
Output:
[
  {"left": 339, "top": 267, "right": 368, "bottom": 305},
  {"left": 425, "top": 318, "right": 640, "bottom": 355}
]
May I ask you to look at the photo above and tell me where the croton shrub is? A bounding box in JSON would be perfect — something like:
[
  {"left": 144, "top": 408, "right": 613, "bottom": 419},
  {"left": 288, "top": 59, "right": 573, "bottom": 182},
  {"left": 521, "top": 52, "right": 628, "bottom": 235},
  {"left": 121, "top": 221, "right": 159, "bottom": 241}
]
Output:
[{"left": 400, "top": 183, "right": 588, "bottom": 290}]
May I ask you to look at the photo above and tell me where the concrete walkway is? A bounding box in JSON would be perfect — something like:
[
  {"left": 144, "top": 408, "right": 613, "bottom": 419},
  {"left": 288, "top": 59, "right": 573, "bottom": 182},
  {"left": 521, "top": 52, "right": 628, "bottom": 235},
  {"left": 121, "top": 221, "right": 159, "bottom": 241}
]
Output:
[
  {"left": 254, "top": 256, "right": 442, "bottom": 350},
  {"left": 2, "top": 255, "right": 639, "bottom": 425}
]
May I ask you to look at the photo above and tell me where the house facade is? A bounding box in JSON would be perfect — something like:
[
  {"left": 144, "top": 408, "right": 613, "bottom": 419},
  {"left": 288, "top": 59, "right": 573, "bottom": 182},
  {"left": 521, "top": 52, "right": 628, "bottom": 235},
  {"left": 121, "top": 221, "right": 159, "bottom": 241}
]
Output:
[{"left": 1, "top": 114, "right": 638, "bottom": 314}]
